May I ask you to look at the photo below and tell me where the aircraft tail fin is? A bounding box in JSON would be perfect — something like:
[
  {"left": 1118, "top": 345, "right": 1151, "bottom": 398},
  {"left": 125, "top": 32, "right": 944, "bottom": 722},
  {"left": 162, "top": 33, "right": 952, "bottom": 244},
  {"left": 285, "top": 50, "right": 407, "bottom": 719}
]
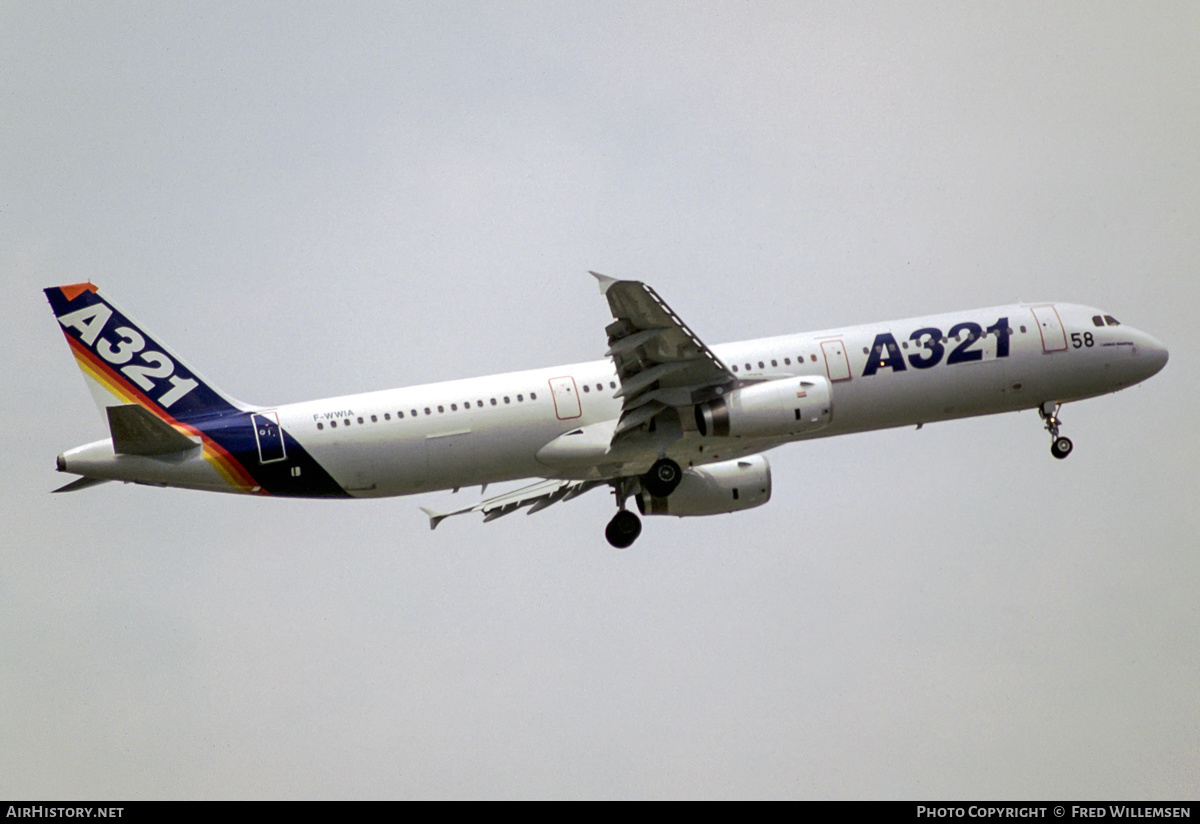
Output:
[{"left": 44, "top": 283, "right": 249, "bottom": 425}]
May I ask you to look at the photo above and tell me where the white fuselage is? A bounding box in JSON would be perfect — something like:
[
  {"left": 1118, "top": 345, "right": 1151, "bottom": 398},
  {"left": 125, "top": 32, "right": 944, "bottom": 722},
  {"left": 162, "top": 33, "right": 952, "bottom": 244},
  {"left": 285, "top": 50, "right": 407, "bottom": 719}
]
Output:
[{"left": 235, "top": 301, "right": 1165, "bottom": 498}]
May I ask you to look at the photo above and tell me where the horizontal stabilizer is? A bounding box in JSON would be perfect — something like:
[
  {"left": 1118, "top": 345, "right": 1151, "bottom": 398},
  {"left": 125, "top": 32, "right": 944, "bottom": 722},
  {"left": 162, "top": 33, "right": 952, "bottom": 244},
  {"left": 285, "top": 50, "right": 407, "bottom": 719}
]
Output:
[
  {"left": 52, "top": 476, "right": 112, "bottom": 494},
  {"left": 107, "top": 404, "right": 200, "bottom": 456}
]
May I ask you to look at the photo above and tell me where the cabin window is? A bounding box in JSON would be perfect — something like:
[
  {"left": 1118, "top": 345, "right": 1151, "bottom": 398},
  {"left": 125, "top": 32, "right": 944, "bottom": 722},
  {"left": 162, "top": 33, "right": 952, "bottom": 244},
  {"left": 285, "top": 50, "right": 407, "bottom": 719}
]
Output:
[
  {"left": 810, "top": 354, "right": 817, "bottom": 362},
  {"left": 530, "top": 392, "right": 537, "bottom": 400},
  {"left": 609, "top": 381, "right": 616, "bottom": 389},
  {"left": 437, "top": 405, "right": 444, "bottom": 413},
  {"left": 731, "top": 364, "right": 739, "bottom": 372},
  {"left": 424, "top": 408, "right": 431, "bottom": 416},
  {"left": 450, "top": 403, "right": 457, "bottom": 411},
  {"left": 330, "top": 420, "right": 337, "bottom": 428},
  {"left": 504, "top": 396, "right": 510, "bottom": 404},
  {"left": 583, "top": 384, "right": 590, "bottom": 392},
  {"left": 784, "top": 358, "right": 791, "bottom": 365},
  {"left": 490, "top": 398, "right": 497, "bottom": 406},
  {"left": 771, "top": 359, "right": 778, "bottom": 367},
  {"left": 370, "top": 415, "right": 377, "bottom": 423},
  {"left": 397, "top": 411, "right": 403, "bottom": 419},
  {"left": 384, "top": 413, "right": 391, "bottom": 421},
  {"left": 410, "top": 409, "right": 417, "bottom": 418},
  {"left": 517, "top": 394, "right": 524, "bottom": 402},
  {"left": 317, "top": 422, "right": 324, "bottom": 430},
  {"left": 745, "top": 363, "right": 752, "bottom": 370}
]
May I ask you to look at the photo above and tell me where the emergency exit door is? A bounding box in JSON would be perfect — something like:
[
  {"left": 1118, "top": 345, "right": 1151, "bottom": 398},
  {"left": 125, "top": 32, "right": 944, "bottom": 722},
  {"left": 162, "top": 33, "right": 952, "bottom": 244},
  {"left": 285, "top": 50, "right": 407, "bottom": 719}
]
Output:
[{"left": 548, "top": 376, "right": 582, "bottom": 420}]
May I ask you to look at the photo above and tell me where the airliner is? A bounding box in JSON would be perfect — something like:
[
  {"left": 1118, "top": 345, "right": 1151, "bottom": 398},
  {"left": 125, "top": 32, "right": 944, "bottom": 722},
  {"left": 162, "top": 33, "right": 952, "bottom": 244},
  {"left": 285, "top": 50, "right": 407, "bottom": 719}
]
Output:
[{"left": 46, "top": 274, "right": 1168, "bottom": 548}]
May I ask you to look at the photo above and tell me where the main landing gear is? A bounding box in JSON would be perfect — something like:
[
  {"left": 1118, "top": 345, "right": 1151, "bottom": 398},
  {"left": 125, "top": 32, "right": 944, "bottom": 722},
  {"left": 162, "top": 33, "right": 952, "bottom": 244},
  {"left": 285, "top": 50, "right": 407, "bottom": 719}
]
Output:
[
  {"left": 640, "top": 457, "right": 682, "bottom": 498},
  {"left": 605, "top": 474, "right": 642, "bottom": 549},
  {"left": 604, "top": 458, "right": 683, "bottom": 548},
  {"left": 1039, "top": 401, "right": 1074, "bottom": 460},
  {"left": 605, "top": 509, "right": 641, "bottom": 549}
]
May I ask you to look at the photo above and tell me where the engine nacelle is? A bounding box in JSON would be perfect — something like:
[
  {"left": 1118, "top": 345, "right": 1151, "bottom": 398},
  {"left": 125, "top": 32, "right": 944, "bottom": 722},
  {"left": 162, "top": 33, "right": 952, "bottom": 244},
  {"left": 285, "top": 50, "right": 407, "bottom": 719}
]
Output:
[
  {"left": 636, "top": 455, "right": 771, "bottom": 517},
  {"left": 694, "top": 376, "right": 832, "bottom": 438}
]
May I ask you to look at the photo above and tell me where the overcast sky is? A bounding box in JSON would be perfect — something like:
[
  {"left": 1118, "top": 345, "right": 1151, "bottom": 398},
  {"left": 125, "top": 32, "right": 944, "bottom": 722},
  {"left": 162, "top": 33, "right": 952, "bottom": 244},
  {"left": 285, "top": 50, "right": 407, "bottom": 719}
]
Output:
[{"left": 2, "top": 1, "right": 1197, "bottom": 799}]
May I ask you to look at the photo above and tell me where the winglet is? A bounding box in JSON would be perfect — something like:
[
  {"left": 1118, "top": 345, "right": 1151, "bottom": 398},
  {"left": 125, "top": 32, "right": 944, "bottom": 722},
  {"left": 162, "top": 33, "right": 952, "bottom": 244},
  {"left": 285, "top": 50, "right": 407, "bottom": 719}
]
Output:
[
  {"left": 590, "top": 271, "right": 618, "bottom": 295},
  {"left": 419, "top": 506, "right": 447, "bottom": 531}
]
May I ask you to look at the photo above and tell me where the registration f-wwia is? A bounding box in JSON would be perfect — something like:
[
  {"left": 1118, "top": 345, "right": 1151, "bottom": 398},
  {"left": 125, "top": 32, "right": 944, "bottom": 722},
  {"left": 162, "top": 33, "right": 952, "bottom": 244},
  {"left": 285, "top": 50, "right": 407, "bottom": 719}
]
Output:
[{"left": 47, "top": 274, "right": 1167, "bottom": 547}]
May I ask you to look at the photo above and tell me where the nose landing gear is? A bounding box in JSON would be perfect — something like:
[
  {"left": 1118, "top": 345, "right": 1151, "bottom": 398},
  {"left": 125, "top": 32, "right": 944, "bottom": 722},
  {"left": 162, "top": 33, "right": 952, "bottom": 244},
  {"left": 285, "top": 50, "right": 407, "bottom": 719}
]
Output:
[{"left": 1040, "top": 401, "right": 1073, "bottom": 460}]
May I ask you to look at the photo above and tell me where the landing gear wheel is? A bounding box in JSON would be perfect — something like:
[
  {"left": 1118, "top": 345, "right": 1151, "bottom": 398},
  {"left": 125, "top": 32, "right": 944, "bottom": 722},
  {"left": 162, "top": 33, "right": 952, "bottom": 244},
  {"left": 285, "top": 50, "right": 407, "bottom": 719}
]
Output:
[
  {"left": 606, "top": 510, "right": 642, "bottom": 549},
  {"left": 1040, "top": 402, "right": 1073, "bottom": 460},
  {"left": 1051, "top": 436, "right": 1073, "bottom": 460},
  {"left": 640, "top": 458, "right": 682, "bottom": 498}
]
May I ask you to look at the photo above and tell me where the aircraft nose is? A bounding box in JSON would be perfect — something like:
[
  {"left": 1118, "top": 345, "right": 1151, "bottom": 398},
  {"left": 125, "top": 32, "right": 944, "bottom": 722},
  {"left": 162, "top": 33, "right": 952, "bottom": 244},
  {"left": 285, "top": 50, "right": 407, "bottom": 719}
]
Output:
[{"left": 1134, "top": 329, "right": 1169, "bottom": 379}]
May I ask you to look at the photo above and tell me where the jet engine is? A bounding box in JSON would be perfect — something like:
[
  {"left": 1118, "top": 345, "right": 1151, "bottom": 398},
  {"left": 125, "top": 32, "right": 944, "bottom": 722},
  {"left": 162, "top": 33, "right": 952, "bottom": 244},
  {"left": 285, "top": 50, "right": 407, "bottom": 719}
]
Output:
[
  {"left": 694, "top": 376, "right": 832, "bottom": 439},
  {"left": 636, "top": 455, "right": 771, "bottom": 517}
]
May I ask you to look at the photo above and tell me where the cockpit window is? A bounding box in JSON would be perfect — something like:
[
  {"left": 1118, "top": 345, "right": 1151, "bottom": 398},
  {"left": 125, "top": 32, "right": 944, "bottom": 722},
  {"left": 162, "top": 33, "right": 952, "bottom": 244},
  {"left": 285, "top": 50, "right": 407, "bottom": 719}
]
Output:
[
  {"left": 1092, "top": 315, "right": 1104, "bottom": 327},
  {"left": 1104, "top": 315, "right": 1120, "bottom": 326}
]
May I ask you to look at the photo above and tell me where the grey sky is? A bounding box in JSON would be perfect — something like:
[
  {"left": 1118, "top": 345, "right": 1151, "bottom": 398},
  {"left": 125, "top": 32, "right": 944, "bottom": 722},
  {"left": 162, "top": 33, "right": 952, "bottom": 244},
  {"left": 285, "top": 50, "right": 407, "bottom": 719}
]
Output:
[{"left": 2, "top": 1, "right": 1197, "bottom": 798}]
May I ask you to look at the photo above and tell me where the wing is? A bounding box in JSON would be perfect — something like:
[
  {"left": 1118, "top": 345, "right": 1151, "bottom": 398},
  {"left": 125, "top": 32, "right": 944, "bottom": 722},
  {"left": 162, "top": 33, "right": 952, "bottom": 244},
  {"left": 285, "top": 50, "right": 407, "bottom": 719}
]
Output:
[
  {"left": 591, "top": 272, "right": 736, "bottom": 438},
  {"left": 420, "top": 478, "right": 605, "bottom": 530},
  {"left": 422, "top": 275, "right": 733, "bottom": 530}
]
